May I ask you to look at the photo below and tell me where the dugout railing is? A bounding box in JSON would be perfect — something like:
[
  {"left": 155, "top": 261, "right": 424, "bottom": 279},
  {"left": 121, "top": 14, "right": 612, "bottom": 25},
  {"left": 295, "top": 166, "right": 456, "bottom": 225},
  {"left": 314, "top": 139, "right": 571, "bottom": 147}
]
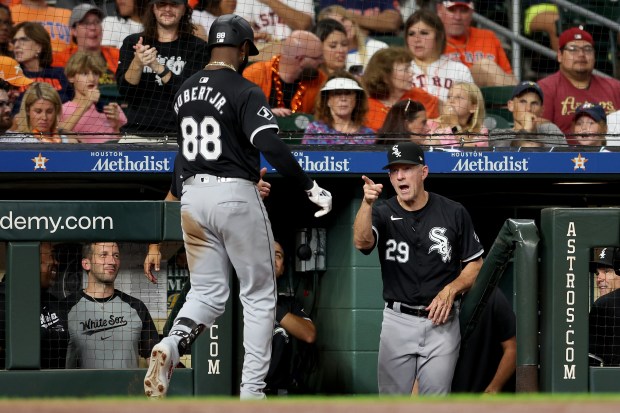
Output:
[{"left": 0, "top": 201, "right": 234, "bottom": 397}]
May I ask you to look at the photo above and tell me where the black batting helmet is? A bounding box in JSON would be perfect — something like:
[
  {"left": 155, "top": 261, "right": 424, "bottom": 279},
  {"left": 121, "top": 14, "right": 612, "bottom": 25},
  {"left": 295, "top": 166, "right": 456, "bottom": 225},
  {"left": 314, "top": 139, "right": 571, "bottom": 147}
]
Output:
[{"left": 208, "top": 14, "right": 259, "bottom": 56}]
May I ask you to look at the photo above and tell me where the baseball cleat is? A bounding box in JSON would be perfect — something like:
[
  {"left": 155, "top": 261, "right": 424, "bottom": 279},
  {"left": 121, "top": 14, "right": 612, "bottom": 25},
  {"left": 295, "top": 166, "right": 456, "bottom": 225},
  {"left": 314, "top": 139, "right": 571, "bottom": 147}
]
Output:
[{"left": 144, "top": 341, "right": 177, "bottom": 399}]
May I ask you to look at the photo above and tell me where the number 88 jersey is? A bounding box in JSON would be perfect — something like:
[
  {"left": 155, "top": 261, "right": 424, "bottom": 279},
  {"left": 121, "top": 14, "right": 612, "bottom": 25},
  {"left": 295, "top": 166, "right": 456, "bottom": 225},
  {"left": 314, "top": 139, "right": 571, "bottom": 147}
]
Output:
[
  {"left": 173, "top": 68, "right": 278, "bottom": 183},
  {"left": 364, "top": 193, "right": 484, "bottom": 306}
]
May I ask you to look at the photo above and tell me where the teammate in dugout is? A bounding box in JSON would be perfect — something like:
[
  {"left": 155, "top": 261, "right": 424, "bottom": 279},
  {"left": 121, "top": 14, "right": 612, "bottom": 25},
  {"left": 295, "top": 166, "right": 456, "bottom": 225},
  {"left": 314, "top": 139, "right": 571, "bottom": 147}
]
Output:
[
  {"left": 143, "top": 14, "right": 332, "bottom": 400},
  {"left": 353, "top": 142, "right": 484, "bottom": 395}
]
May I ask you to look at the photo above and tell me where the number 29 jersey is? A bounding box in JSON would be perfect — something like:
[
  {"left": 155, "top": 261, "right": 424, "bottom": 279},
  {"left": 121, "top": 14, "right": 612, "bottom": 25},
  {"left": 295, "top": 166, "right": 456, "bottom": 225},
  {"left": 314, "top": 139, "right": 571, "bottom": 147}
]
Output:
[
  {"left": 172, "top": 68, "right": 279, "bottom": 183},
  {"left": 363, "top": 192, "right": 484, "bottom": 306}
]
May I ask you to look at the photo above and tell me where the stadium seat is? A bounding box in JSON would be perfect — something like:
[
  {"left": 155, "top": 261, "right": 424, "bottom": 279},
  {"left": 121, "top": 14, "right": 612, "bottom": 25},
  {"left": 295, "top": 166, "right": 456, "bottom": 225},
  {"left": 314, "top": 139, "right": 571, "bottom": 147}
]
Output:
[
  {"left": 483, "top": 113, "right": 512, "bottom": 130},
  {"left": 277, "top": 113, "right": 313, "bottom": 144},
  {"left": 481, "top": 85, "right": 514, "bottom": 121}
]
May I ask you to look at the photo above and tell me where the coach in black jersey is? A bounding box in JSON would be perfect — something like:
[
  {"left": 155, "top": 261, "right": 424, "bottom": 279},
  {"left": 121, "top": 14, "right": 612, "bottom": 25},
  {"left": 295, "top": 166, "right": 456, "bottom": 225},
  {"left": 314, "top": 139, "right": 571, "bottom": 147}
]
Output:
[
  {"left": 143, "top": 14, "right": 332, "bottom": 400},
  {"left": 353, "top": 142, "right": 484, "bottom": 395}
]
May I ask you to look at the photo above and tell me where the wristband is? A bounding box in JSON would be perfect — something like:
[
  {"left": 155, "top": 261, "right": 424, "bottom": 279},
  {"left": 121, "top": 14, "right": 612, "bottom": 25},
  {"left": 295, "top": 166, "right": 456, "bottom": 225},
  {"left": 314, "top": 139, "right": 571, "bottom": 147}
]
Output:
[{"left": 157, "top": 66, "right": 171, "bottom": 78}]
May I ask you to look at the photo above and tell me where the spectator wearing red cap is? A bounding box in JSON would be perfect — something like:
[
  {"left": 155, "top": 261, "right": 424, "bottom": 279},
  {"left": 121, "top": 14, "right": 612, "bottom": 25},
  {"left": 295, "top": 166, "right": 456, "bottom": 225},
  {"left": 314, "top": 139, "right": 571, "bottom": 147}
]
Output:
[
  {"left": 437, "top": 0, "right": 516, "bottom": 87},
  {"left": 537, "top": 27, "right": 620, "bottom": 140}
]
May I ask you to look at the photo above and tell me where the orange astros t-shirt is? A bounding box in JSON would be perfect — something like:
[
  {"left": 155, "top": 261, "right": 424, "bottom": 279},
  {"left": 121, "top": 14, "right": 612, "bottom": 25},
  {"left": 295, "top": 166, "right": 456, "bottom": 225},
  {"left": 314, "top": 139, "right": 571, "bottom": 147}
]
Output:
[
  {"left": 10, "top": 5, "right": 71, "bottom": 57},
  {"left": 365, "top": 88, "right": 440, "bottom": 132},
  {"left": 443, "top": 27, "right": 513, "bottom": 75}
]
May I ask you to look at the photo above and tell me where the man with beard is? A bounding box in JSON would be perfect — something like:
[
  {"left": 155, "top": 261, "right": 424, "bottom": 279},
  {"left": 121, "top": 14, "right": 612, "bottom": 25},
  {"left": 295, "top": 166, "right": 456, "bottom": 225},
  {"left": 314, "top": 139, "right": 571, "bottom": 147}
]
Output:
[
  {"left": 65, "top": 242, "right": 159, "bottom": 369},
  {"left": 538, "top": 27, "right": 620, "bottom": 136},
  {"left": 0, "top": 242, "right": 69, "bottom": 369},
  {"left": 243, "top": 30, "right": 327, "bottom": 116},
  {"left": 116, "top": 0, "right": 208, "bottom": 136},
  {"left": 0, "top": 79, "right": 14, "bottom": 134}
]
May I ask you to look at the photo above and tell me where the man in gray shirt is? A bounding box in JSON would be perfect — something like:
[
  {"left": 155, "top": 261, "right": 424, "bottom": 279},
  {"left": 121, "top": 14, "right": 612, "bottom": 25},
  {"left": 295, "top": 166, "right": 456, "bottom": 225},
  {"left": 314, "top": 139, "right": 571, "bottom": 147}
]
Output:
[
  {"left": 65, "top": 242, "right": 159, "bottom": 369},
  {"left": 489, "top": 81, "right": 566, "bottom": 148}
]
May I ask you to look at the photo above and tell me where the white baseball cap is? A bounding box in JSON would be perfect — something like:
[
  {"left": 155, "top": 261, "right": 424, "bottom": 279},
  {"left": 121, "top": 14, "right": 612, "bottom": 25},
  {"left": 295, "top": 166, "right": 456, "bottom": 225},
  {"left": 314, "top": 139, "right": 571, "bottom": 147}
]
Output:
[{"left": 320, "top": 77, "right": 364, "bottom": 92}]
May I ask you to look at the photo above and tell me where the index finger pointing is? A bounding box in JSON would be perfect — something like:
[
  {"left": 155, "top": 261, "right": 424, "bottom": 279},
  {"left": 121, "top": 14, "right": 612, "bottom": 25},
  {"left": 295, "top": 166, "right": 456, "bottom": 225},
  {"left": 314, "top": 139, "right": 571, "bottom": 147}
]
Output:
[{"left": 362, "top": 175, "right": 375, "bottom": 186}]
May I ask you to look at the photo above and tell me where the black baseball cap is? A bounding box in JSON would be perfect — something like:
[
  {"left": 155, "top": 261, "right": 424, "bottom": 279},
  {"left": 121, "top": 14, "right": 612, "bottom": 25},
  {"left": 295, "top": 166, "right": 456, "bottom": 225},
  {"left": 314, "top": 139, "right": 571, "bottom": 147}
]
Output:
[
  {"left": 590, "top": 247, "right": 618, "bottom": 273},
  {"left": 383, "top": 142, "right": 425, "bottom": 169},
  {"left": 512, "top": 81, "right": 544, "bottom": 103}
]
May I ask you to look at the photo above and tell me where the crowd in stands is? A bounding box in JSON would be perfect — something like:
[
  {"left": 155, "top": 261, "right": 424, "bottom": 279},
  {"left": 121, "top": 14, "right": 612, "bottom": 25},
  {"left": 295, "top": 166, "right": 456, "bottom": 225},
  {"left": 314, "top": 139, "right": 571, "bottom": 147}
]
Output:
[{"left": 0, "top": 0, "right": 618, "bottom": 147}]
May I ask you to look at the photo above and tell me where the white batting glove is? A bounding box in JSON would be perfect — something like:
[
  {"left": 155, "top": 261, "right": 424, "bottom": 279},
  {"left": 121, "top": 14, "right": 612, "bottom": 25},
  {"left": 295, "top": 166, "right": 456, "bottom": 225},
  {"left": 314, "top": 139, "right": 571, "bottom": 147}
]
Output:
[{"left": 306, "top": 180, "right": 332, "bottom": 218}]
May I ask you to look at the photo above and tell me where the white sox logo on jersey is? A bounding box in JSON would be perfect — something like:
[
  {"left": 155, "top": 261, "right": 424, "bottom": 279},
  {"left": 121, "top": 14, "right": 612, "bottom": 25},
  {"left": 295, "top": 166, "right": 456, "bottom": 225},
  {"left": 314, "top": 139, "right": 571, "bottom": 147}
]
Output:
[{"left": 428, "top": 227, "right": 452, "bottom": 263}]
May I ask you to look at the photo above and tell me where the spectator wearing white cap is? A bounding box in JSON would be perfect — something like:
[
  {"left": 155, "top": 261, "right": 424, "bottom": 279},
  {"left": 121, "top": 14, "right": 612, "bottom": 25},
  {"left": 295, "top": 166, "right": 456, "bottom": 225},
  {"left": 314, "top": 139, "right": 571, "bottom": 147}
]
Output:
[
  {"left": 302, "top": 72, "right": 375, "bottom": 144},
  {"left": 538, "top": 27, "right": 620, "bottom": 137},
  {"left": 437, "top": 0, "right": 516, "bottom": 87}
]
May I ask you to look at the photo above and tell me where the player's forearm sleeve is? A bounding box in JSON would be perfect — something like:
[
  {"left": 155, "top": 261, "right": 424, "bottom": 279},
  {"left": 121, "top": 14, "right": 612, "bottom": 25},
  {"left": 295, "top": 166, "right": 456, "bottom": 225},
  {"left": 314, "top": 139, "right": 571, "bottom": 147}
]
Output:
[{"left": 254, "top": 129, "right": 313, "bottom": 190}]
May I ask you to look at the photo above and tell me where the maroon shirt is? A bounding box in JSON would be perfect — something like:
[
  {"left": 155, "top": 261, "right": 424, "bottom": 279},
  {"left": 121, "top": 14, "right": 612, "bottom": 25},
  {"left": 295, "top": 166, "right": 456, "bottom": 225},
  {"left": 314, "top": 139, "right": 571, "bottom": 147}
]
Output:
[{"left": 538, "top": 71, "right": 620, "bottom": 141}]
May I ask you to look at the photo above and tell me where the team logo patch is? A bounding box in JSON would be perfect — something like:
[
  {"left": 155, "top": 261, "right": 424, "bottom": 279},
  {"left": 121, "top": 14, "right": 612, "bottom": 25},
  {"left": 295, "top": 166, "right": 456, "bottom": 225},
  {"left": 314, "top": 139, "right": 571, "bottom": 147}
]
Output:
[
  {"left": 257, "top": 106, "right": 274, "bottom": 120},
  {"left": 428, "top": 227, "right": 452, "bottom": 263}
]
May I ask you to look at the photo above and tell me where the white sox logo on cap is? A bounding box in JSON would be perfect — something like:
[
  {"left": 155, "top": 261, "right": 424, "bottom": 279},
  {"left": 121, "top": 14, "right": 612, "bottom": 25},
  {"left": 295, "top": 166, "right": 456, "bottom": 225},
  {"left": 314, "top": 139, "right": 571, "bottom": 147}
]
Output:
[
  {"left": 600, "top": 248, "right": 608, "bottom": 260},
  {"left": 392, "top": 145, "right": 402, "bottom": 158}
]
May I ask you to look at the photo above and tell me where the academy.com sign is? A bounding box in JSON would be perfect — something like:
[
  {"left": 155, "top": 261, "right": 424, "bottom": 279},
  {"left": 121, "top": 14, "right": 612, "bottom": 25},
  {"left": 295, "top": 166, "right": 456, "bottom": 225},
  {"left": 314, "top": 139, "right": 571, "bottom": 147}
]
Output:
[{"left": 0, "top": 211, "right": 113, "bottom": 234}]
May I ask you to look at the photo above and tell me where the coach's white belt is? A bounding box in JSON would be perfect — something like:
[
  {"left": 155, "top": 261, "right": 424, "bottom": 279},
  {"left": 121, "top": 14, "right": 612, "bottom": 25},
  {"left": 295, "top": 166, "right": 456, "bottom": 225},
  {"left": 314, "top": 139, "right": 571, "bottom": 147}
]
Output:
[{"left": 184, "top": 174, "right": 238, "bottom": 185}]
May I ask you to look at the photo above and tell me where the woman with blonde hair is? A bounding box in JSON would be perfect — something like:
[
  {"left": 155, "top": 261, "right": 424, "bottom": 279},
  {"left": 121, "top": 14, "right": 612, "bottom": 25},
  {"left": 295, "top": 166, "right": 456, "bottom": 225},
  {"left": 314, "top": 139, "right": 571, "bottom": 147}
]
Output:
[
  {"left": 8, "top": 82, "right": 75, "bottom": 143},
  {"left": 302, "top": 71, "right": 374, "bottom": 144},
  {"left": 429, "top": 82, "right": 488, "bottom": 147},
  {"left": 317, "top": 5, "right": 387, "bottom": 75}
]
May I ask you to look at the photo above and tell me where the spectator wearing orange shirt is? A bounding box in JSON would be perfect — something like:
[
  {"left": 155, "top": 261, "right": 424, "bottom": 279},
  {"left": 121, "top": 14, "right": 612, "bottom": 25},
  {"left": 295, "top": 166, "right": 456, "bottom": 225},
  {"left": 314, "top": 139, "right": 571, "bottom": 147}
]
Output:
[
  {"left": 362, "top": 47, "right": 439, "bottom": 132},
  {"left": 53, "top": 4, "right": 119, "bottom": 88},
  {"left": 10, "top": 0, "right": 71, "bottom": 58},
  {"left": 437, "top": 0, "right": 516, "bottom": 87},
  {"left": 243, "top": 30, "right": 327, "bottom": 117}
]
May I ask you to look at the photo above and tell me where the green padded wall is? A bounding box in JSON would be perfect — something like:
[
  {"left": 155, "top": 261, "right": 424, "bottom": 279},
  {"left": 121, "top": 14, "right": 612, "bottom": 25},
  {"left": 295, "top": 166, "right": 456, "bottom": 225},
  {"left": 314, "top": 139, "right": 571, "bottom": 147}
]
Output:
[
  {"left": 540, "top": 208, "right": 620, "bottom": 392},
  {"left": 315, "top": 198, "right": 383, "bottom": 393}
]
